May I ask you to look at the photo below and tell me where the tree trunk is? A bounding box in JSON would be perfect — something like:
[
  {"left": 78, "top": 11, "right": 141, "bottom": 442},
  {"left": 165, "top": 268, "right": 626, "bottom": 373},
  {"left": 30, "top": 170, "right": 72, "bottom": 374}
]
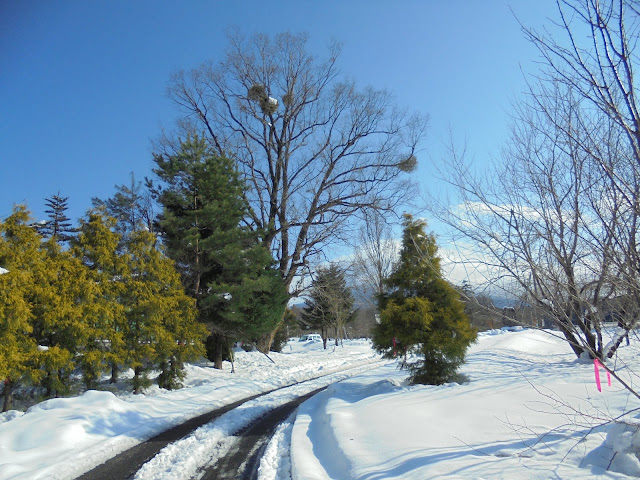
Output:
[
  {"left": 56, "top": 368, "right": 67, "bottom": 397},
  {"left": 322, "top": 326, "right": 328, "bottom": 350},
  {"left": 2, "top": 379, "right": 12, "bottom": 412},
  {"left": 84, "top": 367, "right": 96, "bottom": 390},
  {"left": 44, "top": 371, "right": 53, "bottom": 398},
  {"left": 256, "top": 324, "right": 279, "bottom": 354},
  {"left": 110, "top": 363, "right": 119, "bottom": 384},
  {"left": 556, "top": 321, "right": 587, "bottom": 358},
  {"left": 607, "top": 325, "right": 632, "bottom": 359},
  {"left": 214, "top": 350, "right": 223, "bottom": 370},
  {"left": 206, "top": 332, "right": 227, "bottom": 370},
  {"left": 133, "top": 366, "right": 142, "bottom": 394}
]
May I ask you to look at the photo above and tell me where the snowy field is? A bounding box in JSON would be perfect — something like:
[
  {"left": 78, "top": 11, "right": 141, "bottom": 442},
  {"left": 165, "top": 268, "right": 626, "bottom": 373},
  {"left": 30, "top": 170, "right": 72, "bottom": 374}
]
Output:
[{"left": 1, "top": 330, "right": 639, "bottom": 479}]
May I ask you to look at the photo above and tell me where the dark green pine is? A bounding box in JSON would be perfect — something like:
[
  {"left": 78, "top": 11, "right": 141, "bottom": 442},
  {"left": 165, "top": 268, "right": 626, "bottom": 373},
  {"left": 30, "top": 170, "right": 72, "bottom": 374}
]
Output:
[
  {"left": 38, "top": 193, "right": 76, "bottom": 243},
  {"left": 301, "top": 264, "right": 355, "bottom": 349},
  {"left": 153, "top": 134, "right": 286, "bottom": 369}
]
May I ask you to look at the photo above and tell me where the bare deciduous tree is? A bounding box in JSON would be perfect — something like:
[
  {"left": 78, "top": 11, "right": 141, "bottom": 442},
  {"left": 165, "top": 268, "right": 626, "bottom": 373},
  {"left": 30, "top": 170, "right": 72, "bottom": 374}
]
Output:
[
  {"left": 520, "top": 0, "right": 640, "bottom": 351},
  {"left": 429, "top": 0, "right": 640, "bottom": 402},
  {"left": 163, "top": 31, "right": 428, "bottom": 304},
  {"left": 350, "top": 209, "right": 398, "bottom": 308}
]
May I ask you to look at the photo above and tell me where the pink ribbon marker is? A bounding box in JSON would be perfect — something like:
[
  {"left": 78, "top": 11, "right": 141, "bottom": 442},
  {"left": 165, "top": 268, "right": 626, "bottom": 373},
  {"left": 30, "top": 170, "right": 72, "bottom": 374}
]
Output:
[{"left": 593, "top": 358, "right": 611, "bottom": 392}]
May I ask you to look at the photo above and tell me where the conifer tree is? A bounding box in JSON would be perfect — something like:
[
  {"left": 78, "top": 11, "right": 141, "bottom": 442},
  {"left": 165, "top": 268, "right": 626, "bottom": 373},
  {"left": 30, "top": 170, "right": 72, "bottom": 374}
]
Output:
[
  {"left": 301, "top": 264, "right": 355, "bottom": 349},
  {"left": 0, "top": 206, "right": 44, "bottom": 411},
  {"left": 121, "top": 230, "right": 205, "bottom": 392},
  {"left": 203, "top": 241, "right": 287, "bottom": 357},
  {"left": 153, "top": 134, "right": 286, "bottom": 368},
  {"left": 71, "top": 210, "right": 127, "bottom": 388},
  {"left": 92, "top": 172, "right": 154, "bottom": 243},
  {"left": 38, "top": 193, "right": 76, "bottom": 243},
  {"left": 33, "top": 239, "right": 94, "bottom": 396},
  {"left": 1, "top": 206, "right": 98, "bottom": 403},
  {"left": 373, "top": 214, "right": 477, "bottom": 385}
]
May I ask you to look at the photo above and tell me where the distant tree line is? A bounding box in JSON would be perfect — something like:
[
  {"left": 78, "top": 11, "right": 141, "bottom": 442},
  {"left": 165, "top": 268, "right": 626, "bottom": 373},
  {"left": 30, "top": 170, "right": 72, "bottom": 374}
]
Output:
[{"left": 0, "top": 131, "right": 297, "bottom": 412}]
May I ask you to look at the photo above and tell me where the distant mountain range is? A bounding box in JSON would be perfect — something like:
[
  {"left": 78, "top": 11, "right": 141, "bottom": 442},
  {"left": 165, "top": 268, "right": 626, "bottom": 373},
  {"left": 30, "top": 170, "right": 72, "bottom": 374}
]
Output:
[
  {"left": 291, "top": 288, "right": 519, "bottom": 311},
  {"left": 489, "top": 295, "right": 519, "bottom": 309}
]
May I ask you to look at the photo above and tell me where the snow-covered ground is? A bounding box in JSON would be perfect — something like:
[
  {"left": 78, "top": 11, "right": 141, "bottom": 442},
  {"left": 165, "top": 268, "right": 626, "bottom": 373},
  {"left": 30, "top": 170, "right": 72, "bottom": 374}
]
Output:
[{"left": 1, "top": 330, "right": 639, "bottom": 479}]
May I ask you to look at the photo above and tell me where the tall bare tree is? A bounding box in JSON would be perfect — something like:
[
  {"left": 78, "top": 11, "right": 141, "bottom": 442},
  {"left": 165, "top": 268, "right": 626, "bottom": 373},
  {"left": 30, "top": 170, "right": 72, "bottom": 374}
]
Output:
[
  {"left": 350, "top": 209, "right": 398, "bottom": 308},
  {"left": 429, "top": 0, "right": 640, "bottom": 401},
  {"left": 163, "top": 31, "right": 428, "bottom": 301},
  {"left": 434, "top": 84, "right": 628, "bottom": 355},
  {"left": 520, "top": 0, "right": 640, "bottom": 342}
]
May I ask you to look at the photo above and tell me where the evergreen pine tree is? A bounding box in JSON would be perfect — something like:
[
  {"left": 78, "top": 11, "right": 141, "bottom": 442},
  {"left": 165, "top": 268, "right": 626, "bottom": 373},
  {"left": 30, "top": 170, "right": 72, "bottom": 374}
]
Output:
[
  {"left": 373, "top": 214, "right": 477, "bottom": 385},
  {"left": 38, "top": 193, "right": 76, "bottom": 243},
  {"left": 204, "top": 241, "right": 287, "bottom": 355},
  {"left": 153, "top": 134, "right": 286, "bottom": 368},
  {"left": 301, "top": 264, "right": 355, "bottom": 349},
  {"left": 152, "top": 134, "right": 248, "bottom": 299},
  {"left": 33, "top": 238, "right": 94, "bottom": 397},
  {"left": 133, "top": 230, "right": 206, "bottom": 391},
  {"left": 1, "top": 206, "right": 98, "bottom": 403}
]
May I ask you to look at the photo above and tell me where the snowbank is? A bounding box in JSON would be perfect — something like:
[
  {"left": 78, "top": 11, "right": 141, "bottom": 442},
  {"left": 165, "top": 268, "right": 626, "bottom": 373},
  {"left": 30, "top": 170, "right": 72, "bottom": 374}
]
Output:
[{"left": 285, "top": 329, "right": 639, "bottom": 479}]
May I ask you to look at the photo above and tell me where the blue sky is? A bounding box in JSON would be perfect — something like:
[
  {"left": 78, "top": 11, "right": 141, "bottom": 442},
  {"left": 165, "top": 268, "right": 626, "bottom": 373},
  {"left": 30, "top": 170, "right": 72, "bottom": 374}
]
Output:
[{"left": 1, "top": 1, "right": 554, "bottom": 223}]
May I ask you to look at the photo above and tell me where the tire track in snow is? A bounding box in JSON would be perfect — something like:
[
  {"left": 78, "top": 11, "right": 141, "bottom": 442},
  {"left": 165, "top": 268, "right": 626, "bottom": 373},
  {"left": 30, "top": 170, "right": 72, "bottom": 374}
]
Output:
[
  {"left": 198, "top": 387, "right": 325, "bottom": 480},
  {"left": 132, "top": 361, "right": 386, "bottom": 480},
  {"left": 256, "top": 412, "right": 295, "bottom": 480},
  {"left": 76, "top": 358, "right": 384, "bottom": 480}
]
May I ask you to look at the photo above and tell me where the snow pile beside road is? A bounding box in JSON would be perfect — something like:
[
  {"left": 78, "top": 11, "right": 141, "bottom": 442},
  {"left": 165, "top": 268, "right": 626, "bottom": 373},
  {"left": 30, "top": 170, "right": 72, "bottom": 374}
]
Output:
[{"left": 284, "top": 329, "right": 640, "bottom": 479}]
